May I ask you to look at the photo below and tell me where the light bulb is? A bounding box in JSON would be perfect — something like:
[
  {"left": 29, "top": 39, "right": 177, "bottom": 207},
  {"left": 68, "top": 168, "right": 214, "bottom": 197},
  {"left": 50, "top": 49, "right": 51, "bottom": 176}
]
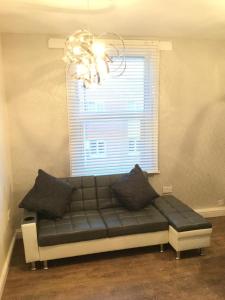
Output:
[
  {"left": 68, "top": 35, "right": 75, "bottom": 43},
  {"left": 73, "top": 47, "right": 81, "bottom": 55},
  {"left": 92, "top": 42, "right": 105, "bottom": 57}
]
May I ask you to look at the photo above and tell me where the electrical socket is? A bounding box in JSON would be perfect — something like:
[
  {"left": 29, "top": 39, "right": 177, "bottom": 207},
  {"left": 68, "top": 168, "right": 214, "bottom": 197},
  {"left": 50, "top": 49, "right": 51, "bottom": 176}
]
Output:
[
  {"left": 162, "top": 185, "right": 173, "bottom": 194},
  {"left": 217, "top": 199, "right": 225, "bottom": 206}
]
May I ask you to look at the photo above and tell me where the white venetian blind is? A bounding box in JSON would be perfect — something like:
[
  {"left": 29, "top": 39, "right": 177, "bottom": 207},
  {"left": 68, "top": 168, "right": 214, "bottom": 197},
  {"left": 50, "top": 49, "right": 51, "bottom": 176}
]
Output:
[{"left": 67, "top": 40, "right": 160, "bottom": 176}]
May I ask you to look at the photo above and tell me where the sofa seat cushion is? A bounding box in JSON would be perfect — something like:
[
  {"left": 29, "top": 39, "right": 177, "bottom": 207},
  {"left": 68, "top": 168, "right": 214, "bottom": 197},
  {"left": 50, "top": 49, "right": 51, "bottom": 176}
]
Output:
[
  {"left": 153, "top": 195, "right": 212, "bottom": 232},
  {"left": 100, "top": 205, "right": 168, "bottom": 237},
  {"left": 38, "top": 210, "right": 107, "bottom": 246}
]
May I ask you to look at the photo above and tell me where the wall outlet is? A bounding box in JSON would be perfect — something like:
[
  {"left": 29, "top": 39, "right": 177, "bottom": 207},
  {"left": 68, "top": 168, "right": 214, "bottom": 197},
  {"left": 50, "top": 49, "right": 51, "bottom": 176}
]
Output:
[
  {"left": 162, "top": 185, "right": 173, "bottom": 194},
  {"left": 217, "top": 199, "right": 225, "bottom": 206}
]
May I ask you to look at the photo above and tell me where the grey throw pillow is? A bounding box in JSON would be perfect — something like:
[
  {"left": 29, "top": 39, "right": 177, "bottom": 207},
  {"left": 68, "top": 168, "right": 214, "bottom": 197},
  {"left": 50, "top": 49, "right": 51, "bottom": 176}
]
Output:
[
  {"left": 19, "top": 169, "right": 73, "bottom": 218},
  {"left": 111, "top": 164, "right": 158, "bottom": 210}
]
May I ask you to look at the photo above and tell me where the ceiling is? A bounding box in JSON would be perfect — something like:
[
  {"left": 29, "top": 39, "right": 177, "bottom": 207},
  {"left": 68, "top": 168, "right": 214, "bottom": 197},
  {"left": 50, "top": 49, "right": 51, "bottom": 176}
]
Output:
[{"left": 1, "top": 0, "right": 225, "bottom": 39}]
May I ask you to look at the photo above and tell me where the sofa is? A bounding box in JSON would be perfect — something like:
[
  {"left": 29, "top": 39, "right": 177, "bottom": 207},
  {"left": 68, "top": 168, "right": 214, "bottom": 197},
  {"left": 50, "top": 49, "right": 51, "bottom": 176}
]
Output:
[{"left": 21, "top": 174, "right": 212, "bottom": 270}]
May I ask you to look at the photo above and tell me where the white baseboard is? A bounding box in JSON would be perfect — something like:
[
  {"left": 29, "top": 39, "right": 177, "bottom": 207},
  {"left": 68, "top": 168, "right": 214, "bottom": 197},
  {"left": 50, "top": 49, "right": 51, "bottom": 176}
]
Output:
[
  {"left": 0, "top": 232, "right": 16, "bottom": 299},
  {"left": 195, "top": 206, "right": 225, "bottom": 218}
]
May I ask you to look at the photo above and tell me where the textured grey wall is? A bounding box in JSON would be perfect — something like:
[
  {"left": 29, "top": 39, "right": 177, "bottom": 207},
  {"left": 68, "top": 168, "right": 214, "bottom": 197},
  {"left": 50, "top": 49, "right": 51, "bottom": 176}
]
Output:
[
  {"left": 0, "top": 35, "right": 15, "bottom": 277},
  {"left": 2, "top": 34, "right": 225, "bottom": 224},
  {"left": 151, "top": 40, "right": 225, "bottom": 209}
]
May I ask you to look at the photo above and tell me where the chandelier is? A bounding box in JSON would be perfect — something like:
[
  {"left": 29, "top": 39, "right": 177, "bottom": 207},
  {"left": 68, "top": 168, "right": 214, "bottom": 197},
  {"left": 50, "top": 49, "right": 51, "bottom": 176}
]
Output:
[{"left": 63, "top": 29, "right": 126, "bottom": 88}]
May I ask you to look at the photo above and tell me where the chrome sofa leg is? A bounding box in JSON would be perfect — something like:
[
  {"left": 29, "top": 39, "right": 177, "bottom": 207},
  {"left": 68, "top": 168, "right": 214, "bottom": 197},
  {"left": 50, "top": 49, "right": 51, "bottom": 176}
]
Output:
[
  {"left": 160, "top": 244, "right": 164, "bottom": 253},
  {"left": 43, "top": 260, "right": 48, "bottom": 270},
  {"left": 176, "top": 251, "right": 181, "bottom": 260},
  {"left": 31, "top": 262, "right": 36, "bottom": 271}
]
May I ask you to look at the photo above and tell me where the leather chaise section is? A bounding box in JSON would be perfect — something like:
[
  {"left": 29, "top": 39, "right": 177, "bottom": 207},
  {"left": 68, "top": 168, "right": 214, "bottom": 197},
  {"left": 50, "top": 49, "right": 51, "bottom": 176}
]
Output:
[
  {"left": 38, "top": 210, "right": 107, "bottom": 246},
  {"left": 100, "top": 205, "right": 168, "bottom": 237},
  {"left": 153, "top": 195, "right": 212, "bottom": 232}
]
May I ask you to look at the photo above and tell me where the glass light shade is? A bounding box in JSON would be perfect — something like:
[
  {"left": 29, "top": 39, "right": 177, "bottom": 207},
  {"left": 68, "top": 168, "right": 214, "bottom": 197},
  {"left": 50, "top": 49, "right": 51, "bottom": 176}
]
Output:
[{"left": 63, "top": 29, "right": 125, "bottom": 88}]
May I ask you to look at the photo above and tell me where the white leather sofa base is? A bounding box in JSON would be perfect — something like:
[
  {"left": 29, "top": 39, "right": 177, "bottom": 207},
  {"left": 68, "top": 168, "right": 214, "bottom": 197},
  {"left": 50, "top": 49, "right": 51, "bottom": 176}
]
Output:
[
  {"left": 39, "top": 230, "right": 169, "bottom": 261},
  {"left": 169, "top": 225, "right": 212, "bottom": 252},
  {"left": 21, "top": 214, "right": 212, "bottom": 264}
]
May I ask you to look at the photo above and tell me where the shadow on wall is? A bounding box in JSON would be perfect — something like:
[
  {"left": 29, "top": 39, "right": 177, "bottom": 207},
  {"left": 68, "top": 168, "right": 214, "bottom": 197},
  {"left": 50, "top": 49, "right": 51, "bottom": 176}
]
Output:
[
  {"left": 169, "top": 96, "right": 225, "bottom": 207},
  {"left": 7, "top": 59, "right": 65, "bottom": 101},
  {"left": 9, "top": 58, "right": 69, "bottom": 163},
  {"left": 9, "top": 58, "right": 70, "bottom": 222},
  {"left": 178, "top": 96, "right": 225, "bottom": 157}
]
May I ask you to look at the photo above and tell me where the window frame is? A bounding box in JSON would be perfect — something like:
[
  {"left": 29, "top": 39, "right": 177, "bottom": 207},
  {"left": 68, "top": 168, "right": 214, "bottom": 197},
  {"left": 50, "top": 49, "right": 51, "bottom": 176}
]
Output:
[{"left": 67, "top": 40, "right": 160, "bottom": 176}]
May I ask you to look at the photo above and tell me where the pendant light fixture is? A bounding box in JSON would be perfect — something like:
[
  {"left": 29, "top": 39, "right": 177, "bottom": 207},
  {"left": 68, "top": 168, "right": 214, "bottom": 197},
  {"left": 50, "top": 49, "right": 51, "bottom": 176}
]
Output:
[{"left": 63, "top": 2, "right": 126, "bottom": 88}]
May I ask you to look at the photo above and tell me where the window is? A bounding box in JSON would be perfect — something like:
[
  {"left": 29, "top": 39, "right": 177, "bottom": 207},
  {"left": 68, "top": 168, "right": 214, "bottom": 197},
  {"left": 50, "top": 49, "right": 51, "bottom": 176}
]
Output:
[
  {"left": 128, "top": 119, "right": 141, "bottom": 156},
  {"left": 84, "top": 101, "right": 105, "bottom": 112},
  {"left": 67, "top": 41, "right": 159, "bottom": 176},
  {"left": 85, "top": 140, "right": 106, "bottom": 158},
  {"left": 128, "top": 140, "right": 141, "bottom": 156}
]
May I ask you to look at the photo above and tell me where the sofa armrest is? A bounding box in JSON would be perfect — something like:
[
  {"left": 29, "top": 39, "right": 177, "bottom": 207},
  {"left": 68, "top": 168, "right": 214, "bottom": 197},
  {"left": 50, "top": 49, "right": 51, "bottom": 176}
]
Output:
[{"left": 21, "top": 209, "right": 40, "bottom": 263}]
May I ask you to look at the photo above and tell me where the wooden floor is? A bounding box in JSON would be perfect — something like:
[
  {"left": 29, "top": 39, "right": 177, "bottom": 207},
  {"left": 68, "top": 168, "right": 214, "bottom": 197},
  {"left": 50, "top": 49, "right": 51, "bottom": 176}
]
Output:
[{"left": 3, "top": 217, "right": 225, "bottom": 300}]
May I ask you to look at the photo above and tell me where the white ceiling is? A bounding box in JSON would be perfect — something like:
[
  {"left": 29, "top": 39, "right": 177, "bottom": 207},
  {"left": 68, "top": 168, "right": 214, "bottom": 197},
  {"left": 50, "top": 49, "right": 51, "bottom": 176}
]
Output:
[{"left": 1, "top": 0, "right": 225, "bottom": 39}]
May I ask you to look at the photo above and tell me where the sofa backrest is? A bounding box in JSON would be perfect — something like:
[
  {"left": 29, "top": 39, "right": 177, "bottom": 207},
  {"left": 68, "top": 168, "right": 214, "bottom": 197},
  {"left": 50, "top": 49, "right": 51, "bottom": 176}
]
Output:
[
  {"left": 62, "top": 173, "right": 126, "bottom": 211},
  {"left": 95, "top": 174, "right": 125, "bottom": 209},
  {"left": 62, "top": 176, "right": 98, "bottom": 211}
]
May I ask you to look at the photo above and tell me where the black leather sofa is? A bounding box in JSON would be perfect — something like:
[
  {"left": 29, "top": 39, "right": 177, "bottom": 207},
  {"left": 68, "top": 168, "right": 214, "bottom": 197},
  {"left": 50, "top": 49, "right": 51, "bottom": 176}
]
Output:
[{"left": 21, "top": 174, "right": 212, "bottom": 269}]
